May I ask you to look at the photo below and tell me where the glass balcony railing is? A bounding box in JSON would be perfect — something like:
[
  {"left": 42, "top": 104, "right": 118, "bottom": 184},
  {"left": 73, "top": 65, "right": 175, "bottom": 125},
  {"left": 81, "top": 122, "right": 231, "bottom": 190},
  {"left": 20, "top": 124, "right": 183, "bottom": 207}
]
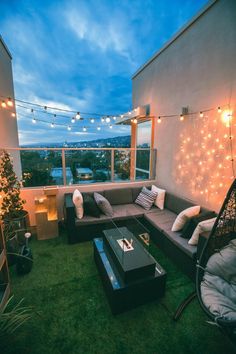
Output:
[{"left": 6, "top": 148, "right": 156, "bottom": 188}]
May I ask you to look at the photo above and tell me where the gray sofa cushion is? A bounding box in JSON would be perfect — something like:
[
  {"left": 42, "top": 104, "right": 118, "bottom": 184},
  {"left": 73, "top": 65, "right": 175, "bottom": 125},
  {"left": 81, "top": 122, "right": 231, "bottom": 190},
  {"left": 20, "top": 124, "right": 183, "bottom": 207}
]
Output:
[
  {"left": 104, "top": 188, "right": 133, "bottom": 205},
  {"left": 144, "top": 210, "right": 177, "bottom": 230},
  {"left": 112, "top": 204, "right": 145, "bottom": 220},
  {"left": 131, "top": 187, "right": 143, "bottom": 202},
  {"left": 164, "top": 193, "right": 195, "bottom": 214}
]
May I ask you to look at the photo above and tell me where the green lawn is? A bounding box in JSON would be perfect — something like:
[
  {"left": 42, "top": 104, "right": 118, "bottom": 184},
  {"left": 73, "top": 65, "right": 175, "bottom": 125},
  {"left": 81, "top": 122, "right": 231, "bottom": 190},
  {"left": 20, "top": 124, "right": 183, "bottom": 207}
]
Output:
[{"left": 2, "top": 232, "right": 235, "bottom": 354}]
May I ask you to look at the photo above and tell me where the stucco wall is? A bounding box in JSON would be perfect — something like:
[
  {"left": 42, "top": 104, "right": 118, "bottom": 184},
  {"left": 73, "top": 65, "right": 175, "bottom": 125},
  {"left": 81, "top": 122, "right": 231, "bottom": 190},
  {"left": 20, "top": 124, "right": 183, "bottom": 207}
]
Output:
[
  {"left": 0, "top": 38, "right": 21, "bottom": 176},
  {"left": 132, "top": 0, "right": 236, "bottom": 211}
]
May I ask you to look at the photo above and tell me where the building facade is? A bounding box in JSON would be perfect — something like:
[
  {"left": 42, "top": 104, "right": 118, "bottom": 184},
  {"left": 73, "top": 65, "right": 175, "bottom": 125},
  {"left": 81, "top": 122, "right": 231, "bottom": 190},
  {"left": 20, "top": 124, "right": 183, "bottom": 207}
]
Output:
[{"left": 132, "top": 0, "right": 236, "bottom": 211}]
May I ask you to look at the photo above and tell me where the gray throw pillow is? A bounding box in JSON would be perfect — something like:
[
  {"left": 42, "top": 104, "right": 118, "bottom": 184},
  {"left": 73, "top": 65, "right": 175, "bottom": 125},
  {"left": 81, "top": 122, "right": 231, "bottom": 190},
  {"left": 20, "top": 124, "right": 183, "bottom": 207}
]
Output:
[{"left": 94, "top": 192, "right": 114, "bottom": 217}]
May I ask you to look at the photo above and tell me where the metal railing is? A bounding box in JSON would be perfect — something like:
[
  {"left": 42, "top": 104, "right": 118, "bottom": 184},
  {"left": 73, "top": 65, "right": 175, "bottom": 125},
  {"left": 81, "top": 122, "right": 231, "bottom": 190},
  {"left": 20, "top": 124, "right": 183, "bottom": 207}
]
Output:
[{"left": 4, "top": 147, "right": 157, "bottom": 188}]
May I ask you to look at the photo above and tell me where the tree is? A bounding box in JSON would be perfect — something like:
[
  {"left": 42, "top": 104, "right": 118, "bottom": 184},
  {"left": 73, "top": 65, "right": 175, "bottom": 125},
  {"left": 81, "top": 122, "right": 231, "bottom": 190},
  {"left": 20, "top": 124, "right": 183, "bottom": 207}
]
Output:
[{"left": 0, "top": 151, "right": 25, "bottom": 219}]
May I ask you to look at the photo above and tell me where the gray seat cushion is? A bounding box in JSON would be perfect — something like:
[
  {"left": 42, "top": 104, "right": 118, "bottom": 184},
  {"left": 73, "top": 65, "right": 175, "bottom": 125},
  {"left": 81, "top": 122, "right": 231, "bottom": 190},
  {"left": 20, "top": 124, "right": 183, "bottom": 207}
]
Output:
[
  {"left": 104, "top": 188, "right": 133, "bottom": 205},
  {"left": 112, "top": 204, "right": 145, "bottom": 220},
  {"left": 144, "top": 210, "right": 177, "bottom": 230}
]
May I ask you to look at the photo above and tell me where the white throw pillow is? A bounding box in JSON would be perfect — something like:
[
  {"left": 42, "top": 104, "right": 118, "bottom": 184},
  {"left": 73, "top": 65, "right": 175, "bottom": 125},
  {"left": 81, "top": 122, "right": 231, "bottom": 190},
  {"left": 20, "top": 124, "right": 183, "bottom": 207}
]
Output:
[
  {"left": 152, "top": 185, "right": 166, "bottom": 210},
  {"left": 72, "top": 189, "right": 84, "bottom": 219},
  {"left": 188, "top": 217, "right": 216, "bottom": 246},
  {"left": 171, "top": 205, "right": 200, "bottom": 232}
]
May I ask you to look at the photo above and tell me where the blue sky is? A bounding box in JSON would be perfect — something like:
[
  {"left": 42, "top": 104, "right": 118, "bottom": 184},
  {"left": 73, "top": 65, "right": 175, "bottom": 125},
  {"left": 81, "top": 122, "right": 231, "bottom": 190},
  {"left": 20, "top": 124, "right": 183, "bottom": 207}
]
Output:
[{"left": 0, "top": 0, "right": 208, "bottom": 145}]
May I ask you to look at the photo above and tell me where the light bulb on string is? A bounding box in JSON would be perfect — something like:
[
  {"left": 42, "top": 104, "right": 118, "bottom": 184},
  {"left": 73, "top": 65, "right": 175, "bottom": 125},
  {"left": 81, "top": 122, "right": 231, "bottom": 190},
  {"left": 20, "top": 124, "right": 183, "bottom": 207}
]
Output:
[
  {"left": 109, "top": 124, "right": 113, "bottom": 129},
  {"left": 67, "top": 126, "right": 71, "bottom": 131},
  {"left": 133, "top": 118, "right": 138, "bottom": 124},
  {"left": 199, "top": 111, "right": 204, "bottom": 118},
  {"left": 83, "top": 127, "right": 87, "bottom": 132},
  {"left": 7, "top": 97, "right": 13, "bottom": 107},
  {"left": 113, "top": 116, "right": 117, "bottom": 120},
  {"left": 76, "top": 112, "right": 81, "bottom": 120},
  {"left": 217, "top": 106, "right": 221, "bottom": 113},
  {"left": 97, "top": 126, "right": 101, "bottom": 131},
  {"left": 101, "top": 117, "right": 105, "bottom": 123},
  {"left": 71, "top": 117, "right": 75, "bottom": 123},
  {"left": 90, "top": 118, "right": 95, "bottom": 123},
  {"left": 106, "top": 116, "right": 111, "bottom": 123},
  {"left": 32, "top": 118, "right": 36, "bottom": 124},
  {"left": 11, "top": 112, "right": 16, "bottom": 117},
  {"left": 1, "top": 101, "right": 7, "bottom": 108},
  {"left": 51, "top": 122, "right": 55, "bottom": 128},
  {"left": 158, "top": 116, "right": 161, "bottom": 123},
  {"left": 179, "top": 114, "right": 184, "bottom": 121},
  {"left": 121, "top": 115, "right": 124, "bottom": 118}
]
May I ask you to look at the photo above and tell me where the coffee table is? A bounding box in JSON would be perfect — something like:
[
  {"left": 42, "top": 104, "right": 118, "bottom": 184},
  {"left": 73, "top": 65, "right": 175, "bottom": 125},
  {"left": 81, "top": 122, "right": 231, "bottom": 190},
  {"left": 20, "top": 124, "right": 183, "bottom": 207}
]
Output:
[{"left": 93, "top": 219, "right": 166, "bottom": 314}]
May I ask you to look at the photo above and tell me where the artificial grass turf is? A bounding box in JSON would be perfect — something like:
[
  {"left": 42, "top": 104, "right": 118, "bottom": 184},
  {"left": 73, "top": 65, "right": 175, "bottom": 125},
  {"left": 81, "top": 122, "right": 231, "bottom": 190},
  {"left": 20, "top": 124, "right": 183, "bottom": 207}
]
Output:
[{"left": 3, "top": 232, "right": 235, "bottom": 354}]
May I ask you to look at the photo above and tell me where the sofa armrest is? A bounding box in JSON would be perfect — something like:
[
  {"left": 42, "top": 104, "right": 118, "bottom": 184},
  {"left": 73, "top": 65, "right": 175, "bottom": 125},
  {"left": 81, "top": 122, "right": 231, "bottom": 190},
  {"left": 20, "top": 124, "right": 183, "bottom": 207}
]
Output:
[
  {"left": 196, "top": 231, "right": 210, "bottom": 261},
  {"left": 64, "top": 193, "right": 76, "bottom": 243}
]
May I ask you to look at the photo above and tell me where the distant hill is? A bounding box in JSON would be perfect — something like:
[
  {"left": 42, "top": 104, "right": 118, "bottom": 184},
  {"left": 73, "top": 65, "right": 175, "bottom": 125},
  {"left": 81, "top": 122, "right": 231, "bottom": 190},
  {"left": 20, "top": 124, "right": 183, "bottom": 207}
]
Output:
[{"left": 21, "top": 135, "right": 131, "bottom": 148}]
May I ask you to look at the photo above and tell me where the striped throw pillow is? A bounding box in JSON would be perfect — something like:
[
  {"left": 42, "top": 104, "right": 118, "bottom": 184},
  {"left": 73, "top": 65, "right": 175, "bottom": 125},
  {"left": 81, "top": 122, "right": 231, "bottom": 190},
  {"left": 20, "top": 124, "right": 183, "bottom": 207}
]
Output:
[{"left": 135, "top": 187, "right": 158, "bottom": 210}]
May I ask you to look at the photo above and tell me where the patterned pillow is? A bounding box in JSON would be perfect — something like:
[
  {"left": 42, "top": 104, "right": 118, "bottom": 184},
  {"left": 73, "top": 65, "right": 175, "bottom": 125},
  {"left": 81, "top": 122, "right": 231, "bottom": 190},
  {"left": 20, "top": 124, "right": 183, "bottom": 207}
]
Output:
[
  {"left": 135, "top": 187, "right": 158, "bottom": 210},
  {"left": 94, "top": 192, "right": 113, "bottom": 217}
]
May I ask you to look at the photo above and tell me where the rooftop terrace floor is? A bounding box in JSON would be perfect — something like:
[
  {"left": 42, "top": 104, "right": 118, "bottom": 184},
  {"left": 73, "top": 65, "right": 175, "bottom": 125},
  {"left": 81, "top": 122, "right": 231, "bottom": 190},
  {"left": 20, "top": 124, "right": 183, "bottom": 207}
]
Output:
[{"left": 3, "top": 230, "right": 235, "bottom": 354}]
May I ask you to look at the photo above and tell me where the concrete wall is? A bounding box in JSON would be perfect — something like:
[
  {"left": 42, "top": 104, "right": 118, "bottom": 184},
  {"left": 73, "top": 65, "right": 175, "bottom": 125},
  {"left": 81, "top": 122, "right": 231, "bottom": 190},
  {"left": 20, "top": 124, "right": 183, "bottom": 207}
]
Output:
[
  {"left": 0, "top": 37, "right": 21, "bottom": 176},
  {"left": 132, "top": 0, "right": 236, "bottom": 212}
]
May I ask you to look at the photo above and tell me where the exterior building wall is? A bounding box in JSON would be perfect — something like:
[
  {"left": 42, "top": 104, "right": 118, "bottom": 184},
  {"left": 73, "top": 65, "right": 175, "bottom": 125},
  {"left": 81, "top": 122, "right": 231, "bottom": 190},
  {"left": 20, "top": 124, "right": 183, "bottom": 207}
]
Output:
[
  {"left": 132, "top": 0, "right": 236, "bottom": 211},
  {"left": 0, "top": 37, "right": 21, "bottom": 176}
]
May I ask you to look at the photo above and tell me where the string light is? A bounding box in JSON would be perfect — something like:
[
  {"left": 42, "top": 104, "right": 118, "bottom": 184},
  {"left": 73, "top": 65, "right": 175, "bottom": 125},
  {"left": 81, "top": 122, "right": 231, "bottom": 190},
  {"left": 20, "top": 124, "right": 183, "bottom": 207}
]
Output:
[
  {"left": 179, "top": 114, "right": 184, "bottom": 121},
  {"left": 51, "top": 122, "right": 55, "bottom": 128},
  {"left": 7, "top": 97, "right": 13, "bottom": 107},
  {"left": 11, "top": 112, "right": 16, "bottom": 117},
  {"left": 133, "top": 118, "right": 138, "bottom": 124},
  {"left": 83, "top": 127, "right": 87, "bottom": 132},
  {"left": 113, "top": 116, "right": 117, "bottom": 120},
  {"left": 109, "top": 124, "right": 113, "bottom": 129},
  {"left": 1, "top": 101, "right": 6, "bottom": 108},
  {"left": 217, "top": 106, "right": 222, "bottom": 113},
  {"left": 76, "top": 112, "right": 81, "bottom": 120},
  {"left": 32, "top": 118, "right": 36, "bottom": 124},
  {"left": 128, "top": 111, "right": 131, "bottom": 115},
  {"left": 106, "top": 116, "right": 111, "bottom": 123},
  {"left": 71, "top": 117, "right": 75, "bottom": 123},
  {"left": 97, "top": 126, "right": 101, "bottom": 131},
  {"left": 199, "top": 111, "right": 204, "bottom": 117},
  {"left": 67, "top": 126, "right": 71, "bottom": 131},
  {"left": 158, "top": 116, "right": 161, "bottom": 123},
  {"left": 101, "top": 117, "right": 105, "bottom": 123},
  {"left": 90, "top": 118, "right": 95, "bottom": 123}
]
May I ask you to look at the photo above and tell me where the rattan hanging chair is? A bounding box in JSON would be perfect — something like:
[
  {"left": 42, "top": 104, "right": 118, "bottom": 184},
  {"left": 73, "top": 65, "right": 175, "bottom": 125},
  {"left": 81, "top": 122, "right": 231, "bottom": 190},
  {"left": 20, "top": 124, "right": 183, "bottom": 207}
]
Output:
[
  {"left": 196, "top": 178, "right": 236, "bottom": 342},
  {"left": 174, "top": 179, "right": 236, "bottom": 344}
]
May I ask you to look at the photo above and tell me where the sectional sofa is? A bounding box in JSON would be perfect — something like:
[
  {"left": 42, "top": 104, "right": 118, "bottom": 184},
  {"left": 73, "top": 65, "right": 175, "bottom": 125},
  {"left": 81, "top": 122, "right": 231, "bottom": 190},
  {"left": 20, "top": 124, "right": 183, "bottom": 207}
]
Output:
[{"left": 64, "top": 185, "right": 214, "bottom": 279}]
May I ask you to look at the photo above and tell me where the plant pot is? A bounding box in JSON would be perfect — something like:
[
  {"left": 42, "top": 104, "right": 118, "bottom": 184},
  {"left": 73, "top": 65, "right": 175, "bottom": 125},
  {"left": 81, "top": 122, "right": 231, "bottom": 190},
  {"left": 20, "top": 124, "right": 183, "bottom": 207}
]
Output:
[{"left": 6, "top": 234, "right": 19, "bottom": 266}]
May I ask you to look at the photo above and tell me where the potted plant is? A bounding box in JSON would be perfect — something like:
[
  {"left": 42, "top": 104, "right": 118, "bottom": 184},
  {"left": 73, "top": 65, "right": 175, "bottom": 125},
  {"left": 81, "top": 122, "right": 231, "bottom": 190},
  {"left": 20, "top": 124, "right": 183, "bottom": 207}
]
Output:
[{"left": 0, "top": 150, "right": 29, "bottom": 260}]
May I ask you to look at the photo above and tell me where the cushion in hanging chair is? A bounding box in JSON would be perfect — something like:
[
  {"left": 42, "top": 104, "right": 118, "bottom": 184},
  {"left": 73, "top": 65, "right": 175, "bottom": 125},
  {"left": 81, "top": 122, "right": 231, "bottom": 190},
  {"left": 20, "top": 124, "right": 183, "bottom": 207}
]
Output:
[{"left": 201, "top": 239, "right": 236, "bottom": 321}]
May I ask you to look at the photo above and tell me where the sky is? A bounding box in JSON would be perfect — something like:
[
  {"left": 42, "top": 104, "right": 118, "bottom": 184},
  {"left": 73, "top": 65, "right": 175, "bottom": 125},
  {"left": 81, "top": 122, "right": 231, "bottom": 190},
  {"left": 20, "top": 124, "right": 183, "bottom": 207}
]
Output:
[{"left": 0, "top": 0, "right": 208, "bottom": 145}]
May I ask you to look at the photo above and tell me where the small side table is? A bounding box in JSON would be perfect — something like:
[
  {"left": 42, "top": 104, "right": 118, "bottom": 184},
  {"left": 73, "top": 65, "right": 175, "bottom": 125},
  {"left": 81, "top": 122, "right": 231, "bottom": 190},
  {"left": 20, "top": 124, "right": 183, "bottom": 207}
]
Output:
[{"left": 35, "top": 187, "right": 58, "bottom": 240}]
